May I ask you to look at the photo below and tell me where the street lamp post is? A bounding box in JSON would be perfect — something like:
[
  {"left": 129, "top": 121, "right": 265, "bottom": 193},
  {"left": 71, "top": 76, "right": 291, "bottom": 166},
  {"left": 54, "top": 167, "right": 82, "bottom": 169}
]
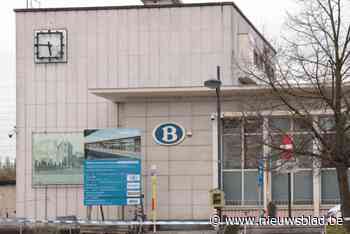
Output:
[{"left": 204, "top": 66, "right": 223, "bottom": 212}]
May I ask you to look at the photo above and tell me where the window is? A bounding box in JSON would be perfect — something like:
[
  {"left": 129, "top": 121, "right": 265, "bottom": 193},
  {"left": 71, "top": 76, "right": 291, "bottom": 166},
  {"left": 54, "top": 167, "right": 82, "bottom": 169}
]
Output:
[
  {"left": 321, "top": 169, "right": 339, "bottom": 204},
  {"left": 221, "top": 114, "right": 350, "bottom": 207},
  {"left": 294, "top": 171, "right": 313, "bottom": 205},
  {"left": 271, "top": 171, "right": 314, "bottom": 205},
  {"left": 271, "top": 173, "right": 288, "bottom": 205},
  {"left": 223, "top": 117, "right": 263, "bottom": 206},
  {"left": 269, "top": 117, "right": 314, "bottom": 205}
]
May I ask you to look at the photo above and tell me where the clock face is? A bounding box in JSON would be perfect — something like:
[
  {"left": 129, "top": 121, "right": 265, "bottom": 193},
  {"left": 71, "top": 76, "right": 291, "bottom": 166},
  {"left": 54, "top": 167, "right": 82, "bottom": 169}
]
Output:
[{"left": 34, "top": 29, "right": 67, "bottom": 63}]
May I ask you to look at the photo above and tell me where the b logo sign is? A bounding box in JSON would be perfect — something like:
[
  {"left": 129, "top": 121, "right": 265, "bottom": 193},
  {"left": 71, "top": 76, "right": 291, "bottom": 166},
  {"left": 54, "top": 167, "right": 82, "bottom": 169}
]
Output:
[{"left": 153, "top": 123, "right": 186, "bottom": 146}]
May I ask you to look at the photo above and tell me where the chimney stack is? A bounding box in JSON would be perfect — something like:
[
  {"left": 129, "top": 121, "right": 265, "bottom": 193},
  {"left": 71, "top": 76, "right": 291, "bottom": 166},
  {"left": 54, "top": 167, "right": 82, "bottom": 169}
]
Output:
[{"left": 141, "top": 0, "right": 183, "bottom": 5}]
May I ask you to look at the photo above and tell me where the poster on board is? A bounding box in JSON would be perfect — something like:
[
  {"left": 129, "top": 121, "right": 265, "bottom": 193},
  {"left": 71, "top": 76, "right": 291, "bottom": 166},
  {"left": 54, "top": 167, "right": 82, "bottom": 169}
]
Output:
[{"left": 32, "top": 133, "right": 84, "bottom": 185}]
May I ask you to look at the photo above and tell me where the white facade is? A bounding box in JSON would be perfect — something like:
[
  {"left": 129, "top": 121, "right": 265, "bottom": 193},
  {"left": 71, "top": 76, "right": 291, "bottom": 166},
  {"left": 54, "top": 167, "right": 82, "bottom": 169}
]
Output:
[{"left": 15, "top": 2, "right": 276, "bottom": 220}]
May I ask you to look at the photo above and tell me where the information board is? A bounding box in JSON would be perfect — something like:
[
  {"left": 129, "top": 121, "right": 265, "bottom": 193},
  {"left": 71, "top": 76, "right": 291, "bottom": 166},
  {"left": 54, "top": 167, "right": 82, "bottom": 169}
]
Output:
[
  {"left": 84, "top": 159, "right": 141, "bottom": 205},
  {"left": 83, "top": 128, "right": 142, "bottom": 206}
]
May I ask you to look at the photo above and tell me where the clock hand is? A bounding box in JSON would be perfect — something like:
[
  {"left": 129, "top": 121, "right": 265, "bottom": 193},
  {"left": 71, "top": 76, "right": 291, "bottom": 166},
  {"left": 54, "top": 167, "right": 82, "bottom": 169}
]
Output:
[{"left": 47, "top": 41, "right": 52, "bottom": 56}]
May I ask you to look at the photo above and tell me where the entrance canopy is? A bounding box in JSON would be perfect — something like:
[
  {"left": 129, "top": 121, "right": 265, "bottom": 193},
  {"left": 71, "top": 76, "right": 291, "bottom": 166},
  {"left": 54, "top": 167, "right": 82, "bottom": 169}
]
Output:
[{"left": 89, "top": 86, "right": 271, "bottom": 102}]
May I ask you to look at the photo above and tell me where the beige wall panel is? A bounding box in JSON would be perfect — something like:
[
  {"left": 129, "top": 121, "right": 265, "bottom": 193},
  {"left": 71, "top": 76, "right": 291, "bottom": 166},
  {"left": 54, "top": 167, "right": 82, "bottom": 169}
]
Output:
[
  {"left": 169, "top": 190, "right": 192, "bottom": 206},
  {"left": 87, "top": 103, "right": 97, "bottom": 128},
  {"left": 25, "top": 173, "right": 35, "bottom": 219},
  {"left": 169, "top": 205, "right": 192, "bottom": 219},
  {"left": 181, "top": 130, "right": 211, "bottom": 146},
  {"left": 97, "top": 102, "right": 108, "bottom": 128},
  {"left": 57, "top": 104, "right": 66, "bottom": 129},
  {"left": 46, "top": 187, "right": 57, "bottom": 219},
  {"left": 145, "top": 132, "right": 158, "bottom": 147},
  {"left": 149, "top": 54, "right": 160, "bottom": 87},
  {"left": 191, "top": 101, "right": 216, "bottom": 116},
  {"left": 128, "top": 10, "right": 139, "bottom": 52},
  {"left": 75, "top": 14, "right": 88, "bottom": 60},
  {"left": 96, "top": 11, "right": 109, "bottom": 89},
  {"left": 146, "top": 147, "right": 169, "bottom": 161},
  {"left": 192, "top": 190, "right": 210, "bottom": 205},
  {"left": 56, "top": 80, "right": 66, "bottom": 104},
  {"left": 16, "top": 158, "right": 26, "bottom": 216},
  {"left": 46, "top": 104, "right": 57, "bottom": 128},
  {"left": 16, "top": 14, "right": 25, "bottom": 60},
  {"left": 77, "top": 187, "right": 86, "bottom": 219},
  {"left": 77, "top": 59, "right": 88, "bottom": 104},
  {"left": 23, "top": 13, "right": 35, "bottom": 61},
  {"left": 35, "top": 188, "right": 46, "bottom": 220},
  {"left": 128, "top": 55, "right": 139, "bottom": 87},
  {"left": 66, "top": 187, "right": 78, "bottom": 216},
  {"left": 118, "top": 55, "right": 129, "bottom": 88},
  {"left": 56, "top": 187, "right": 67, "bottom": 217},
  {"left": 46, "top": 80, "right": 57, "bottom": 104},
  {"left": 169, "top": 176, "right": 192, "bottom": 190},
  {"left": 193, "top": 206, "right": 213, "bottom": 219},
  {"left": 125, "top": 116, "right": 146, "bottom": 130},
  {"left": 107, "top": 102, "right": 117, "bottom": 128},
  {"left": 155, "top": 206, "right": 169, "bottom": 219},
  {"left": 192, "top": 116, "right": 211, "bottom": 131},
  {"left": 86, "top": 11, "right": 98, "bottom": 94},
  {"left": 77, "top": 103, "right": 88, "bottom": 128},
  {"left": 25, "top": 129, "right": 35, "bottom": 218},
  {"left": 16, "top": 97, "right": 25, "bottom": 128},
  {"left": 192, "top": 175, "right": 213, "bottom": 190},
  {"left": 26, "top": 105, "right": 35, "bottom": 128},
  {"left": 36, "top": 105, "right": 46, "bottom": 128},
  {"left": 139, "top": 55, "right": 150, "bottom": 88},
  {"left": 169, "top": 161, "right": 211, "bottom": 176},
  {"left": 124, "top": 102, "right": 146, "bottom": 117},
  {"left": 117, "top": 10, "right": 129, "bottom": 55},
  {"left": 67, "top": 103, "right": 77, "bottom": 128},
  {"left": 25, "top": 82, "right": 36, "bottom": 106},
  {"left": 107, "top": 11, "right": 118, "bottom": 89},
  {"left": 147, "top": 102, "right": 170, "bottom": 117},
  {"left": 169, "top": 116, "right": 191, "bottom": 130},
  {"left": 169, "top": 146, "right": 211, "bottom": 162},
  {"left": 146, "top": 117, "right": 168, "bottom": 132},
  {"left": 169, "top": 102, "right": 191, "bottom": 116}
]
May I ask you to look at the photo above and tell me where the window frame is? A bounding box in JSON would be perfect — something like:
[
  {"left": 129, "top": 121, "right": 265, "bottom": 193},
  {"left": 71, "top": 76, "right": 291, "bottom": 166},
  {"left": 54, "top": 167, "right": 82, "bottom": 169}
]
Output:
[{"left": 222, "top": 114, "right": 315, "bottom": 207}]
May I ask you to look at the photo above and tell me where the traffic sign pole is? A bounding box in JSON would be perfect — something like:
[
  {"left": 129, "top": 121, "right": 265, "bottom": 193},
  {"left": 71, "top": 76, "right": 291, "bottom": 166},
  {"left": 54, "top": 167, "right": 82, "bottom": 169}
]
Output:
[
  {"left": 279, "top": 134, "right": 294, "bottom": 217},
  {"left": 151, "top": 165, "right": 157, "bottom": 233},
  {"left": 258, "top": 159, "right": 264, "bottom": 217},
  {"left": 288, "top": 172, "right": 292, "bottom": 218}
]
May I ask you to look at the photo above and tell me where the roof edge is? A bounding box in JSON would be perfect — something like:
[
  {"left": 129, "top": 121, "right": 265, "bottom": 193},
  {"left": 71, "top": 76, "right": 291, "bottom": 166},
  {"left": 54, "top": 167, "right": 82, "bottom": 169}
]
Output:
[
  {"left": 14, "top": 2, "right": 236, "bottom": 12},
  {"left": 14, "top": 1, "right": 276, "bottom": 54}
]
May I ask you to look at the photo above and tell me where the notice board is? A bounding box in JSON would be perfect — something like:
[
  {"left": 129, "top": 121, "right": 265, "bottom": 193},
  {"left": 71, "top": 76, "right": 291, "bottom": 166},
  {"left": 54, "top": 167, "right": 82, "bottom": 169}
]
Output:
[{"left": 83, "top": 128, "right": 141, "bottom": 206}]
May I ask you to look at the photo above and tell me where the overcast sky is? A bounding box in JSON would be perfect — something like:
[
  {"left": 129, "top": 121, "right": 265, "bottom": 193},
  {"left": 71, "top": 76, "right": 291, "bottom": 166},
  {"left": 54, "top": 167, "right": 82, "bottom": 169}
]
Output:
[{"left": 0, "top": 0, "right": 295, "bottom": 161}]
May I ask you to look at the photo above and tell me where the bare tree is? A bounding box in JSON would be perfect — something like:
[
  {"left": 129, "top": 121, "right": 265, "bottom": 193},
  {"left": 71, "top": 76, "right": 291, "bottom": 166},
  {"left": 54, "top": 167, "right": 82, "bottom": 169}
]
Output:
[{"left": 239, "top": 0, "right": 350, "bottom": 230}]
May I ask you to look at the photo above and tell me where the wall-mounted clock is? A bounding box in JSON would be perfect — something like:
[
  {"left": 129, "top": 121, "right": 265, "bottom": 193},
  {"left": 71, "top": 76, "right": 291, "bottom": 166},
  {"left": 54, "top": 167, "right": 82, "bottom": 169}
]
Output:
[{"left": 34, "top": 29, "right": 67, "bottom": 63}]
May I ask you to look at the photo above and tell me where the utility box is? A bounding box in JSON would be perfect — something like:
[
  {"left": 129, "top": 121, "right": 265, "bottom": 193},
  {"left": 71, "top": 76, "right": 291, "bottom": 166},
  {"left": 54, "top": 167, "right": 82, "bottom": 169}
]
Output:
[{"left": 210, "top": 189, "right": 225, "bottom": 208}]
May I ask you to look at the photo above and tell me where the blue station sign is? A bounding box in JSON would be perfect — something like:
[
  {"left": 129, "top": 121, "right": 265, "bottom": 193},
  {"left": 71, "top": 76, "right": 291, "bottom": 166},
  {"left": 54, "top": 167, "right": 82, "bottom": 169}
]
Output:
[
  {"left": 152, "top": 123, "right": 186, "bottom": 146},
  {"left": 84, "top": 159, "right": 141, "bottom": 206}
]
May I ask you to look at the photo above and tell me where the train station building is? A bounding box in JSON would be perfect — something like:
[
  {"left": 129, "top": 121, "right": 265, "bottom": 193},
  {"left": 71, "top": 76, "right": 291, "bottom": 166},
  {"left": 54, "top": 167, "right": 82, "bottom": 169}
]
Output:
[{"left": 15, "top": 0, "right": 338, "bottom": 220}]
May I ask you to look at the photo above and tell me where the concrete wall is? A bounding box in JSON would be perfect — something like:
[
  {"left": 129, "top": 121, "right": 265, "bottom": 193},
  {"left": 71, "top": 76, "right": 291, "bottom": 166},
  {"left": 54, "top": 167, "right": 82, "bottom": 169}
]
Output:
[
  {"left": 15, "top": 3, "right": 273, "bottom": 220},
  {"left": 119, "top": 98, "right": 217, "bottom": 219}
]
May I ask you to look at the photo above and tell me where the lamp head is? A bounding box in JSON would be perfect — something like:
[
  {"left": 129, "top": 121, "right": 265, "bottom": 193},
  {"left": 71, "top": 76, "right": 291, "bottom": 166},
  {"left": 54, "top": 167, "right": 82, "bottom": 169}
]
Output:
[{"left": 204, "top": 79, "right": 222, "bottom": 89}]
